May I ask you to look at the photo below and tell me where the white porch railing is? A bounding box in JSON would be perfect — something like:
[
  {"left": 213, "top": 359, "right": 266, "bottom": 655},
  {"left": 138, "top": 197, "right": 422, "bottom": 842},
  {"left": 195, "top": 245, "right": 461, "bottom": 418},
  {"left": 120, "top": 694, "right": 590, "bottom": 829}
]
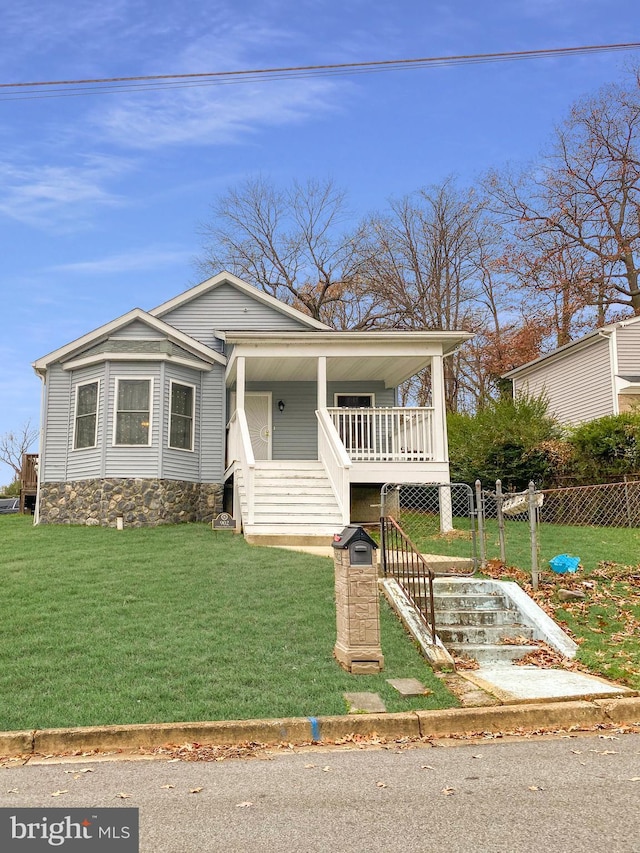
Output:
[
  {"left": 227, "top": 408, "right": 255, "bottom": 525},
  {"left": 316, "top": 409, "right": 351, "bottom": 525},
  {"left": 327, "top": 407, "right": 435, "bottom": 462}
]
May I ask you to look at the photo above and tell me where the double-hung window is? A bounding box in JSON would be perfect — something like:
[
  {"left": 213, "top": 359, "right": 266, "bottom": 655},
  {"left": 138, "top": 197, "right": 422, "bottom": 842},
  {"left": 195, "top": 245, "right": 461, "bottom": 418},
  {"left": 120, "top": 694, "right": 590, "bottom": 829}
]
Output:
[
  {"left": 114, "top": 378, "right": 152, "bottom": 446},
  {"left": 73, "top": 381, "right": 99, "bottom": 449},
  {"left": 169, "top": 381, "right": 195, "bottom": 451}
]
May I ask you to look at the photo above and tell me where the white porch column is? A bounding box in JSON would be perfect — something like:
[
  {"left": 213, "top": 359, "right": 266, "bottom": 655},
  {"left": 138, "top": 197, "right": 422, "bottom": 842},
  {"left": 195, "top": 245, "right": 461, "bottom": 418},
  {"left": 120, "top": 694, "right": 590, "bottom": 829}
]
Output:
[
  {"left": 236, "top": 356, "right": 246, "bottom": 410},
  {"left": 431, "top": 354, "right": 447, "bottom": 462},
  {"left": 317, "top": 356, "right": 327, "bottom": 409},
  {"left": 432, "top": 354, "right": 453, "bottom": 532}
]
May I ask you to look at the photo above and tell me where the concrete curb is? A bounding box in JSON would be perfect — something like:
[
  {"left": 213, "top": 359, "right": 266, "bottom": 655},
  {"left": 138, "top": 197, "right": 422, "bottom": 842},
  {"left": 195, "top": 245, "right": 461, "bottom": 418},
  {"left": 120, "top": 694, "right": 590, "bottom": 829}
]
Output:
[{"left": 1, "top": 696, "right": 640, "bottom": 759}]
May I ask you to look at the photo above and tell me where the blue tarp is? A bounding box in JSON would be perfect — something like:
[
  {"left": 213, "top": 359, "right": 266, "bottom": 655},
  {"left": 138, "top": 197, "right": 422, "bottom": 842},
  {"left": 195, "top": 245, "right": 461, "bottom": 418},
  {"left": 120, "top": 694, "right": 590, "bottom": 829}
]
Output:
[{"left": 549, "top": 554, "right": 581, "bottom": 574}]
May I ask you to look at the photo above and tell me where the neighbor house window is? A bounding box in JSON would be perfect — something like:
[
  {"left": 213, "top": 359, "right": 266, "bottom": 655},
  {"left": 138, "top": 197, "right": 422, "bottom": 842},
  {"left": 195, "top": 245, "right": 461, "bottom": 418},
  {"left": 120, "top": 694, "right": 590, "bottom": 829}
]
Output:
[
  {"left": 73, "top": 380, "right": 99, "bottom": 449},
  {"left": 114, "top": 378, "right": 152, "bottom": 445},
  {"left": 169, "top": 381, "right": 195, "bottom": 451}
]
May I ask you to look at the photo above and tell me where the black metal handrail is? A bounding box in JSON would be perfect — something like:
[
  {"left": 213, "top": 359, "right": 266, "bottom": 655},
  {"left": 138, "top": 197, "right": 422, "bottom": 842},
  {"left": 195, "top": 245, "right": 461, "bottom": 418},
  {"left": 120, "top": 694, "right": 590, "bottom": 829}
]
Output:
[{"left": 380, "top": 515, "right": 436, "bottom": 643}]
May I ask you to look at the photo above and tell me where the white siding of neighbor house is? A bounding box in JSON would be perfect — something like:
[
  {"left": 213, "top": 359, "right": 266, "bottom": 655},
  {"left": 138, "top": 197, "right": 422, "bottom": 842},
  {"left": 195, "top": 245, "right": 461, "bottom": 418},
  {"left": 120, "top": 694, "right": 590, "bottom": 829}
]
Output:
[
  {"left": 104, "top": 362, "right": 162, "bottom": 479},
  {"left": 243, "top": 380, "right": 396, "bottom": 460},
  {"left": 41, "top": 363, "right": 72, "bottom": 482},
  {"left": 158, "top": 282, "right": 314, "bottom": 348},
  {"left": 615, "top": 322, "right": 640, "bottom": 375},
  {"left": 110, "top": 320, "right": 164, "bottom": 340},
  {"left": 514, "top": 336, "right": 613, "bottom": 424},
  {"left": 66, "top": 364, "right": 105, "bottom": 481}
]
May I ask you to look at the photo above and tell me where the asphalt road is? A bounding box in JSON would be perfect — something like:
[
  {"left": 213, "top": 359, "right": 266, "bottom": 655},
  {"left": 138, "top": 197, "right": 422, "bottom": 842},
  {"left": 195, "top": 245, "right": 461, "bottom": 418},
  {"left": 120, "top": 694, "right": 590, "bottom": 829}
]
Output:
[{"left": 1, "top": 733, "right": 639, "bottom": 852}]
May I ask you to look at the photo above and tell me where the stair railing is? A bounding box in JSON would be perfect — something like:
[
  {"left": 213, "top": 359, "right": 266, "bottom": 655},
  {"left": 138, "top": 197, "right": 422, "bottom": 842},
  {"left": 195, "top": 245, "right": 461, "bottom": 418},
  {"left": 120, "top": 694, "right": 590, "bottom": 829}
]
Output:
[
  {"left": 380, "top": 515, "right": 436, "bottom": 643},
  {"left": 228, "top": 408, "right": 255, "bottom": 527},
  {"left": 316, "top": 409, "right": 351, "bottom": 525}
]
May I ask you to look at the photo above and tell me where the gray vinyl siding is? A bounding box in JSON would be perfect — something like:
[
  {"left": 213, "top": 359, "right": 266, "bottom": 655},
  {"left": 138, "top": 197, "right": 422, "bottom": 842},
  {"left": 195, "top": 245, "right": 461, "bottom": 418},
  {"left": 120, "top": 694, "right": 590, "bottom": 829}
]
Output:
[
  {"left": 161, "top": 364, "right": 201, "bottom": 482},
  {"left": 66, "top": 364, "right": 105, "bottom": 480},
  {"left": 200, "top": 365, "right": 226, "bottom": 482},
  {"left": 514, "top": 338, "right": 613, "bottom": 425},
  {"left": 41, "top": 364, "right": 72, "bottom": 482},
  {"left": 615, "top": 323, "right": 640, "bottom": 375},
  {"left": 158, "top": 282, "right": 313, "bottom": 348},
  {"left": 244, "top": 380, "right": 395, "bottom": 460},
  {"left": 111, "top": 320, "right": 163, "bottom": 340},
  {"left": 104, "top": 362, "right": 162, "bottom": 478}
]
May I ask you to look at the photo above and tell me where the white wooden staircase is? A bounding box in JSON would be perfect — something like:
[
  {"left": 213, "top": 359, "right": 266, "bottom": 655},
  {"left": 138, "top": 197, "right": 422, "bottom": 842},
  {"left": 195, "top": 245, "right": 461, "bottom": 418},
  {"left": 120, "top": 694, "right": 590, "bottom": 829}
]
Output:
[{"left": 235, "top": 460, "right": 345, "bottom": 544}]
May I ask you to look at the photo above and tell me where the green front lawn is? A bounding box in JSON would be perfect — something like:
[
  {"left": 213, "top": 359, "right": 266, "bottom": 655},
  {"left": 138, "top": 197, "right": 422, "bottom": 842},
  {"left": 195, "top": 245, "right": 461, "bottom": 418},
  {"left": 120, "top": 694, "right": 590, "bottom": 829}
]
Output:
[{"left": 0, "top": 516, "right": 456, "bottom": 732}]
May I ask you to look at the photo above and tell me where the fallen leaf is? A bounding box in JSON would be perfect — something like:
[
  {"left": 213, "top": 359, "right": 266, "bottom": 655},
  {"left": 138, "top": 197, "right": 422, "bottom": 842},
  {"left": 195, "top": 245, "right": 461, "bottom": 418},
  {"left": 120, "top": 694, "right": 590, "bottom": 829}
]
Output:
[
  {"left": 630, "top": 777, "right": 640, "bottom": 782},
  {"left": 64, "top": 768, "right": 93, "bottom": 774},
  {"left": 421, "top": 765, "right": 435, "bottom": 770},
  {"left": 236, "top": 801, "right": 253, "bottom": 808},
  {"left": 51, "top": 790, "right": 68, "bottom": 797},
  {"left": 6, "top": 789, "right": 18, "bottom": 794},
  {"left": 376, "top": 781, "right": 387, "bottom": 788},
  {"left": 472, "top": 754, "right": 483, "bottom": 759},
  {"left": 304, "top": 764, "right": 315, "bottom": 769},
  {"left": 115, "top": 793, "right": 131, "bottom": 799},
  {"left": 442, "top": 786, "right": 455, "bottom": 796},
  {"left": 160, "top": 784, "right": 175, "bottom": 790},
  {"left": 528, "top": 785, "right": 543, "bottom": 791},
  {"left": 189, "top": 788, "right": 203, "bottom": 794},
  {"left": 322, "top": 766, "right": 331, "bottom": 772}
]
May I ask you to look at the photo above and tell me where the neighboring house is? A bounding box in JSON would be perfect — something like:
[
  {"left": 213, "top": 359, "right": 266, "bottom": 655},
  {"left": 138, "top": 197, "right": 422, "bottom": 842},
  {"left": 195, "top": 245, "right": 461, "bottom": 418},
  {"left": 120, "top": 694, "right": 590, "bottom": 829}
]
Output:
[
  {"left": 504, "top": 315, "right": 640, "bottom": 426},
  {"left": 33, "top": 271, "right": 472, "bottom": 542}
]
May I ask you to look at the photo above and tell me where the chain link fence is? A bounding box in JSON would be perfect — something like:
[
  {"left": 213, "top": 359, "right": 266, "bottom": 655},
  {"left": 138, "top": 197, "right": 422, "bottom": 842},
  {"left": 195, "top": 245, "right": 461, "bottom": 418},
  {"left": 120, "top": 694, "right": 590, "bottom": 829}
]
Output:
[
  {"left": 479, "top": 479, "right": 640, "bottom": 587},
  {"left": 380, "top": 482, "right": 478, "bottom": 570}
]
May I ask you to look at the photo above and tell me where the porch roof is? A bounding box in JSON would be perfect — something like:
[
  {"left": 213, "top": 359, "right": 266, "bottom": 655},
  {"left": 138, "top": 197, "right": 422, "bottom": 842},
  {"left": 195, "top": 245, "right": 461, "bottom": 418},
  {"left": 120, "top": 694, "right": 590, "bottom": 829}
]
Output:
[{"left": 224, "top": 330, "right": 472, "bottom": 388}]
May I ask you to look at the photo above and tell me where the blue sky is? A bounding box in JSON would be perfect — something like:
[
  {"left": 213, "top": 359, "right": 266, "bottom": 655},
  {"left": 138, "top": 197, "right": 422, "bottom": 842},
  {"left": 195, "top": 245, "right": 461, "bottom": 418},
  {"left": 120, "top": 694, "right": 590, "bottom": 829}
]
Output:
[{"left": 0, "top": 0, "right": 639, "bottom": 485}]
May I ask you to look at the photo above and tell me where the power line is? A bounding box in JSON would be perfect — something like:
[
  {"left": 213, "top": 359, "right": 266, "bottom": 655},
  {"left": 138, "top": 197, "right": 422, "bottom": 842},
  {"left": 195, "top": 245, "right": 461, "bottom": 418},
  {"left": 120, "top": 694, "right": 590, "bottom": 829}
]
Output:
[{"left": 0, "top": 42, "right": 638, "bottom": 102}]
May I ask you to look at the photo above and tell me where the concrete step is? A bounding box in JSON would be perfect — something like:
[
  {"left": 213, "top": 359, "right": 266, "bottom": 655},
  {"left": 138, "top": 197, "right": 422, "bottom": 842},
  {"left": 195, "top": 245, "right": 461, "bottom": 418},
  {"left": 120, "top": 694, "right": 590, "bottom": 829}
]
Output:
[
  {"left": 433, "top": 579, "right": 499, "bottom": 595},
  {"left": 437, "top": 624, "right": 535, "bottom": 645},
  {"left": 446, "top": 643, "right": 540, "bottom": 664},
  {"left": 434, "top": 608, "right": 527, "bottom": 627},
  {"left": 432, "top": 593, "right": 515, "bottom": 612}
]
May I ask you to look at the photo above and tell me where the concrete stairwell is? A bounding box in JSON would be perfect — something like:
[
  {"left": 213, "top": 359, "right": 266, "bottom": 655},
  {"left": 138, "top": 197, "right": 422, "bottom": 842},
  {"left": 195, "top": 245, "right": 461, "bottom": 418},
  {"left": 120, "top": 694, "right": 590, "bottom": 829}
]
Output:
[
  {"left": 432, "top": 578, "right": 540, "bottom": 664},
  {"left": 236, "top": 460, "right": 345, "bottom": 543}
]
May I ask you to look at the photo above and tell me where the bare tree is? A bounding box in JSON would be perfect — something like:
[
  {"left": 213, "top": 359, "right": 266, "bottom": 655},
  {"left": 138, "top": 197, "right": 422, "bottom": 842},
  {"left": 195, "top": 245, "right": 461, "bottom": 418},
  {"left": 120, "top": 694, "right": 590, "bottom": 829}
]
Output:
[
  {"left": 360, "top": 179, "right": 509, "bottom": 410},
  {"left": 197, "top": 176, "right": 375, "bottom": 327},
  {"left": 0, "top": 420, "right": 38, "bottom": 480},
  {"left": 486, "top": 77, "right": 640, "bottom": 320}
]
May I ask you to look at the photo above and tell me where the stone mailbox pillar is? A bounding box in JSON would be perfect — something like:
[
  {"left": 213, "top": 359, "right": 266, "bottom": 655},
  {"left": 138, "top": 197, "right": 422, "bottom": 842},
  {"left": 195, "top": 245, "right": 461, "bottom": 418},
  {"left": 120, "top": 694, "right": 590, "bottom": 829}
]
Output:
[{"left": 332, "top": 526, "right": 384, "bottom": 675}]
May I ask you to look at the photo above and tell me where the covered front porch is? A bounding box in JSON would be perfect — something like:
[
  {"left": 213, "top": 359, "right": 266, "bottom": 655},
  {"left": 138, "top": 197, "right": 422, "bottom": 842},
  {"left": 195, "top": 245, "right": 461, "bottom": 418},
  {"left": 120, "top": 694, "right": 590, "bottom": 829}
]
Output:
[{"left": 223, "top": 330, "right": 471, "bottom": 539}]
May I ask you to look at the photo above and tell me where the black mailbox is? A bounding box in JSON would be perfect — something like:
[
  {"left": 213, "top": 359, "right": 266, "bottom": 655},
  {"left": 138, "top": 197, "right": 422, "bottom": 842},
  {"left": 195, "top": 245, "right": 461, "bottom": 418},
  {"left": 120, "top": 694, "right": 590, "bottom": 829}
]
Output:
[{"left": 332, "top": 525, "right": 378, "bottom": 565}]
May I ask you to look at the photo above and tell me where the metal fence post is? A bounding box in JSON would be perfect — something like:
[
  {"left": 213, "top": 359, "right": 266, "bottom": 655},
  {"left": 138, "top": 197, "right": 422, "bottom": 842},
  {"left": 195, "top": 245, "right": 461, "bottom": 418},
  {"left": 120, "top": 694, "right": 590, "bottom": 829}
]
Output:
[
  {"left": 528, "top": 480, "right": 539, "bottom": 590},
  {"left": 475, "top": 479, "right": 486, "bottom": 568},
  {"left": 495, "top": 479, "right": 506, "bottom": 564}
]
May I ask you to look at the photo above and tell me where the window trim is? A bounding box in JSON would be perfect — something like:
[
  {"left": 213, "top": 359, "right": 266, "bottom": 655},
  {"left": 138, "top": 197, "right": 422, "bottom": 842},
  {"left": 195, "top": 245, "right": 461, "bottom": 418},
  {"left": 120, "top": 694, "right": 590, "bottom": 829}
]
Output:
[
  {"left": 72, "top": 379, "right": 100, "bottom": 451},
  {"left": 168, "top": 379, "right": 196, "bottom": 452},
  {"left": 113, "top": 377, "right": 154, "bottom": 447},
  {"left": 333, "top": 392, "right": 375, "bottom": 407}
]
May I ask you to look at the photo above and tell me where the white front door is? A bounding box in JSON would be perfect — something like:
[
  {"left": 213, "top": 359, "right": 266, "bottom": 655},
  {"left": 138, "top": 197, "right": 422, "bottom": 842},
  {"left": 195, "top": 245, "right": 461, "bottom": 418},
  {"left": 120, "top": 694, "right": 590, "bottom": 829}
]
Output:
[{"left": 236, "top": 392, "right": 272, "bottom": 460}]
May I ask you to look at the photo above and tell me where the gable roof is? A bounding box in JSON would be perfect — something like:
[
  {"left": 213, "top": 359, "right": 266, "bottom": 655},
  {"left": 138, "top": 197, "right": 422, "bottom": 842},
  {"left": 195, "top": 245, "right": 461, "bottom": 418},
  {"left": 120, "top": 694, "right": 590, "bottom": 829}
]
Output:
[
  {"left": 32, "top": 308, "right": 226, "bottom": 375},
  {"left": 503, "top": 314, "right": 640, "bottom": 380},
  {"left": 149, "top": 270, "right": 332, "bottom": 331}
]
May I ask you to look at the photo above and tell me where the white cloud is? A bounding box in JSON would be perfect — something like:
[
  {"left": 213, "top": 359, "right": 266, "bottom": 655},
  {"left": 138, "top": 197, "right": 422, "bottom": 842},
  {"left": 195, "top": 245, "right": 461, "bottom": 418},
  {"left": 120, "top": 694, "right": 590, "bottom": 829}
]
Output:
[
  {"left": 0, "top": 155, "right": 131, "bottom": 227},
  {"left": 90, "top": 23, "right": 348, "bottom": 150},
  {"left": 51, "top": 246, "right": 193, "bottom": 274}
]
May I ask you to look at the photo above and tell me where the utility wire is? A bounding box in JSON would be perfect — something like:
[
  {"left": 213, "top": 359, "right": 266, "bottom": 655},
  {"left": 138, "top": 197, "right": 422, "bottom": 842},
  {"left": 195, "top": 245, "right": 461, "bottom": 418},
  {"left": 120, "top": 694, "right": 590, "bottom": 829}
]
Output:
[{"left": 0, "top": 42, "right": 638, "bottom": 102}]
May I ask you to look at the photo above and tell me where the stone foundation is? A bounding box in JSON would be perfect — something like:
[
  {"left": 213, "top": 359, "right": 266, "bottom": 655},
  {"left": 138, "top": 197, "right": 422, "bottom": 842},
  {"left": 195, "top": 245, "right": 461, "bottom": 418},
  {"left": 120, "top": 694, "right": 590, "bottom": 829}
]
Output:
[{"left": 38, "top": 478, "right": 223, "bottom": 527}]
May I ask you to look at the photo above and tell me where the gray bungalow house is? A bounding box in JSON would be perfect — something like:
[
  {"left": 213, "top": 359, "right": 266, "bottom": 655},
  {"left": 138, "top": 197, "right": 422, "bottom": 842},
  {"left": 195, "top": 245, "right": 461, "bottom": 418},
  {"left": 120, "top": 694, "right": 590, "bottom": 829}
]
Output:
[
  {"left": 504, "top": 315, "right": 640, "bottom": 426},
  {"left": 33, "top": 272, "right": 471, "bottom": 542}
]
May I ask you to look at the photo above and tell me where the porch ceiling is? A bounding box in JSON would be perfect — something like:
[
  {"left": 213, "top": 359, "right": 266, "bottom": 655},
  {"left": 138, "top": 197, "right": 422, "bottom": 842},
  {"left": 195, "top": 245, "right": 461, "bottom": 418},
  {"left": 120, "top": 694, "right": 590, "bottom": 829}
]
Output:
[
  {"left": 224, "top": 330, "right": 472, "bottom": 388},
  {"left": 229, "top": 354, "right": 431, "bottom": 387}
]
